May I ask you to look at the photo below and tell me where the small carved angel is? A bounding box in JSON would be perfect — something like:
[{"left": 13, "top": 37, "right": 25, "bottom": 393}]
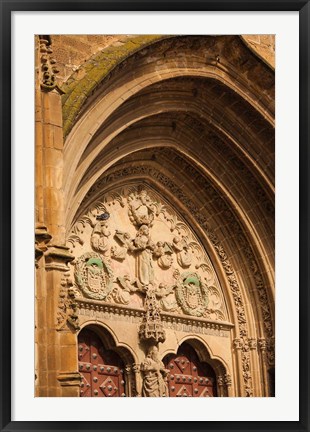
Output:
[
  {"left": 127, "top": 189, "right": 155, "bottom": 226},
  {"left": 172, "top": 236, "right": 192, "bottom": 268},
  {"left": 155, "top": 283, "right": 178, "bottom": 312},
  {"left": 153, "top": 241, "right": 174, "bottom": 269},
  {"left": 111, "top": 274, "right": 138, "bottom": 304},
  {"left": 91, "top": 221, "right": 111, "bottom": 256},
  {"left": 111, "top": 230, "right": 132, "bottom": 260}
]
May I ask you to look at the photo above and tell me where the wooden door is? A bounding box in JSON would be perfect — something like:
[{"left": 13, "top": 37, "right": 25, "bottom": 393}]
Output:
[
  {"left": 78, "top": 328, "right": 126, "bottom": 397},
  {"left": 163, "top": 343, "right": 217, "bottom": 397}
]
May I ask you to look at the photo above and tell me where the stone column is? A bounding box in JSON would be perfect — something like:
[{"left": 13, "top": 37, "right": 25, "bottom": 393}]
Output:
[
  {"left": 35, "top": 35, "right": 80, "bottom": 397},
  {"left": 217, "top": 375, "right": 224, "bottom": 397},
  {"left": 224, "top": 373, "right": 232, "bottom": 397},
  {"left": 132, "top": 363, "right": 142, "bottom": 397},
  {"left": 248, "top": 337, "right": 263, "bottom": 397},
  {"left": 258, "top": 338, "right": 269, "bottom": 397},
  {"left": 232, "top": 338, "right": 244, "bottom": 396}
]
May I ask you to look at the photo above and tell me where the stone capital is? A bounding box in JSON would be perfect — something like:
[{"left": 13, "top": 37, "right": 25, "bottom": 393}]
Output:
[
  {"left": 35, "top": 224, "right": 52, "bottom": 263},
  {"left": 45, "top": 244, "right": 75, "bottom": 271}
]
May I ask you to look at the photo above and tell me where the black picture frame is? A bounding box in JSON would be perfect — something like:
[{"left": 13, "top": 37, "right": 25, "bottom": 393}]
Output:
[{"left": 1, "top": 1, "right": 309, "bottom": 431}]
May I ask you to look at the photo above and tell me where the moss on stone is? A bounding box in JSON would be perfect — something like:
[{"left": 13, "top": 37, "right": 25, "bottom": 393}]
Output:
[{"left": 62, "top": 35, "right": 169, "bottom": 137}]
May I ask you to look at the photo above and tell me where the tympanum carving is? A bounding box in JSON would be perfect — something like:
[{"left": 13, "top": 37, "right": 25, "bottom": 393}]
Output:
[{"left": 67, "top": 185, "right": 228, "bottom": 322}]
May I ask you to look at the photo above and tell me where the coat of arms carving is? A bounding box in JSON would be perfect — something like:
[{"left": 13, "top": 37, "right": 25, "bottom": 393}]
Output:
[
  {"left": 175, "top": 272, "right": 209, "bottom": 317},
  {"left": 74, "top": 252, "right": 113, "bottom": 300}
]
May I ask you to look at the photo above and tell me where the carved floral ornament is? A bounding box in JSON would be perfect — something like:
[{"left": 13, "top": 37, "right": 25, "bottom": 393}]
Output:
[{"left": 68, "top": 185, "right": 227, "bottom": 322}]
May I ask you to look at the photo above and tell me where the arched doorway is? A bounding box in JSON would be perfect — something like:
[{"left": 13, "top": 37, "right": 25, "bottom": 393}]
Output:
[
  {"left": 163, "top": 342, "right": 217, "bottom": 397},
  {"left": 78, "top": 327, "right": 126, "bottom": 397}
]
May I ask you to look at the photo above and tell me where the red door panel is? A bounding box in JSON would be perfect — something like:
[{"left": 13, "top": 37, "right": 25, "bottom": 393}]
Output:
[
  {"left": 78, "top": 328, "right": 126, "bottom": 397},
  {"left": 164, "top": 344, "right": 217, "bottom": 397}
]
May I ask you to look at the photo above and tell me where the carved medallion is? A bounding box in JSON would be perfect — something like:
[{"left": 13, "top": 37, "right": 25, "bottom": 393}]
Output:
[{"left": 74, "top": 252, "right": 113, "bottom": 300}]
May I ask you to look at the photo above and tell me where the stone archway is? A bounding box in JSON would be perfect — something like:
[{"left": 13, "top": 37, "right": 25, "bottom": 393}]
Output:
[{"left": 34, "top": 34, "right": 275, "bottom": 398}]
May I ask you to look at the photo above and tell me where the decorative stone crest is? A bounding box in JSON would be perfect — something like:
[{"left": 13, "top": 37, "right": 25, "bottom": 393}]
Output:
[
  {"left": 175, "top": 272, "right": 208, "bottom": 317},
  {"left": 74, "top": 252, "right": 113, "bottom": 300}
]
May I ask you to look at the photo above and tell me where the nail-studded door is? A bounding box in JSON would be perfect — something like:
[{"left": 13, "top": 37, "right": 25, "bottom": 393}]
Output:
[
  {"left": 163, "top": 343, "right": 217, "bottom": 397},
  {"left": 78, "top": 328, "right": 126, "bottom": 397}
]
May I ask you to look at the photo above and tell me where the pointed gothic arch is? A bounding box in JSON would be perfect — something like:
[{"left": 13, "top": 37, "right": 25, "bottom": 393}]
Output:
[{"left": 35, "top": 34, "right": 275, "bottom": 397}]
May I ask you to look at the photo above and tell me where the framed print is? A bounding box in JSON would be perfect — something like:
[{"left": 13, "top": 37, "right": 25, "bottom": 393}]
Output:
[{"left": 2, "top": 1, "right": 309, "bottom": 431}]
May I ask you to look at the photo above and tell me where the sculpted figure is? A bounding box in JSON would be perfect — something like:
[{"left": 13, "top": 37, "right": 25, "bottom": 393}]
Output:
[
  {"left": 128, "top": 189, "right": 155, "bottom": 226},
  {"left": 155, "top": 283, "right": 178, "bottom": 312},
  {"left": 153, "top": 241, "right": 174, "bottom": 269},
  {"left": 141, "top": 345, "right": 169, "bottom": 397},
  {"left": 172, "top": 236, "right": 192, "bottom": 268},
  {"left": 91, "top": 221, "right": 111, "bottom": 256},
  {"left": 112, "top": 275, "right": 138, "bottom": 304},
  {"left": 132, "top": 225, "right": 155, "bottom": 286},
  {"left": 111, "top": 230, "right": 132, "bottom": 260}
]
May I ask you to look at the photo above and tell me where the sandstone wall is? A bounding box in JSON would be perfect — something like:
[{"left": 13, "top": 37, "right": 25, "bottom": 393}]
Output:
[{"left": 50, "top": 34, "right": 275, "bottom": 85}]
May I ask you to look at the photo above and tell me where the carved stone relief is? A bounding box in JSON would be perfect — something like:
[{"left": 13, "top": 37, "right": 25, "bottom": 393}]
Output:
[
  {"left": 56, "top": 272, "right": 80, "bottom": 331},
  {"left": 77, "top": 171, "right": 263, "bottom": 395},
  {"left": 68, "top": 185, "right": 228, "bottom": 323},
  {"left": 74, "top": 252, "right": 113, "bottom": 301}
]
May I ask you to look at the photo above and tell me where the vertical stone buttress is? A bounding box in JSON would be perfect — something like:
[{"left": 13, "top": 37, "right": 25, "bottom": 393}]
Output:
[{"left": 35, "top": 35, "right": 80, "bottom": 397}]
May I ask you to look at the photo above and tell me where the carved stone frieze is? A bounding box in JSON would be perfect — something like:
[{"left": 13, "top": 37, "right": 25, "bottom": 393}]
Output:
[{"left": 56, "top": 273, "right": 80, "bottom": 331}]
